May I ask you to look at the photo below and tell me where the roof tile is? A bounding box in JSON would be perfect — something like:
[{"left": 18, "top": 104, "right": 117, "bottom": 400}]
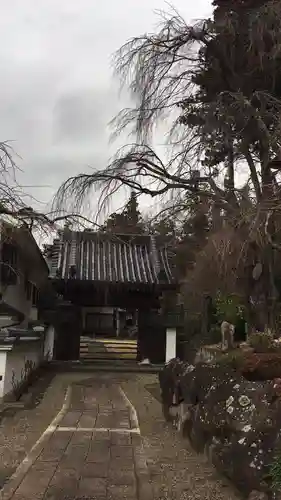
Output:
[{"left": 49, "top": 232, "right": 174, "bottom": 284}]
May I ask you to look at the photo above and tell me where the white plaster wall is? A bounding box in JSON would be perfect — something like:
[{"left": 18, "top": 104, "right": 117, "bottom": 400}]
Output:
[
  {"left": 29, "top": 306, "right": 38, "bottom": 322},
  {"left": 0, "top": 350, "right": 7, "bottom": 398},
  {"left": 0, "top": 316, "right": 17, "bottom": 328},
  {"left": 166, "top": 328, "right": 177, "bottom": 363},
  {"left": 0, "top": 281, "right": 38, "bottom": 328},
  {"left": 3, "top": 341, "right": 43, "bottom": 397},
  {"left": 44, "top": 325, "right": 55, "bottom": 360}
]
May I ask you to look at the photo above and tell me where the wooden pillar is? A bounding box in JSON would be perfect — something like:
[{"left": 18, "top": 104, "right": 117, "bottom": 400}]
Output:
[
  {"left": 54, "top": 304, "right": 81, "bottom": 361},
  {"left": 116, "top": 309, "right": 120, "bottom": 337}
]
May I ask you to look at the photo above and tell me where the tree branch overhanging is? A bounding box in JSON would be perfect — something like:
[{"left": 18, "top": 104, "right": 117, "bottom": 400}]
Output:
[{"left": 51, "top": 2, "right": 281, "bottom": 265}]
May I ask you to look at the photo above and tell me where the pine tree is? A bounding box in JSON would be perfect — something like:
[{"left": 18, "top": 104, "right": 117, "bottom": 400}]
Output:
[{"left": 101, "top": 192, "right": 145, "bottom": 234}]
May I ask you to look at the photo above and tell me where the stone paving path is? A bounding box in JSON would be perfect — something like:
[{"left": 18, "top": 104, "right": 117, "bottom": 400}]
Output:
[{"left": 1, "top": 376, "right": 150, "bottom": 500}]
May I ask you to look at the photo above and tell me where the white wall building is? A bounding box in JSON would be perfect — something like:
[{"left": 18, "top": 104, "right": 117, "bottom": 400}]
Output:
[
  {"left": 0, "top": 215, "right": 49, "bottom": 328},
  {"left": 0, "top": 216, "right": 52, "bottom": 400}
]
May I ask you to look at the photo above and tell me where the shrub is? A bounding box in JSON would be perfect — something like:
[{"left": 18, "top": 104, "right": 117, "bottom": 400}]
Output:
[
  {"left": 248, "top": 332, "right": 274, "bottom": 353},
  {"left": 215, "top": 349, "right": 245, "bottom": 369},
  {"left": 241, "top": 353, "right": 281, "bottom": 381},
  {"left": 215, "top": 293, "right": 245, "bottom": 325},
  {"left": 216, "top": 350, "right": 281, "bottom": 381},
  {"left": 209, "top": 324, "right": 222, "bottom": 344},
  {"left": 269, "top": 451, "right": 281, "bottom": 492}
]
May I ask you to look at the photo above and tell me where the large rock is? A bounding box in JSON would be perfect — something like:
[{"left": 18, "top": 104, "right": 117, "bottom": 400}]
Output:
[
  {"left": 192, "top": 375, "right": 277, "bottom": 437},
  {"left": 179, "top": 362, "right": 240, "bottom": 406},
  {"left": 196, "top": 374, "right": 281, "bottom": 495},
  {"left": 158, "top": 358, "right": 192, "bottom": 421},
  {"left": 160, "top": 360, "right": 281, "bottom": 497},
  {"left": 159, "top": 358, "right": 183, "bottom": 404},
  {"left": 209, "top": 423, "right": 281, "bottom": 496}
]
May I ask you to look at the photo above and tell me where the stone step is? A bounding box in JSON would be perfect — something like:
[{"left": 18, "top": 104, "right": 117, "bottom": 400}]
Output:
[
  {"left": 79, "top": 337, "right": 138, "bottom": 361},
  {"left": 80, "top": 347, "right": 137, "bottom": 354},
  {"left": 80, "top": 337, "right": 137, "bottom": 345},
  {"left": 48, "top": 360, "right": 163, "bottom": 374},
  {"left": 80, "top": 346, "right": 137, "bottom": 352},
  {"left": 80, "top": 344, "right": 137, "bottom": 351},
  {"left": 80, "top": 354, "right": 137, "bottom": 360}
]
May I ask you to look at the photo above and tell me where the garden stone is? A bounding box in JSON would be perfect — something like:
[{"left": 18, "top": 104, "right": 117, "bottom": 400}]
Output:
[
  {"left": 159, "top": 359, "right": 281, "bottom": 497},
  {"left": 188, "top": 370, "right": 281, "bottom": 495},
  {"left": 158, "top": 358, "right": 190, "bottom": 421}
]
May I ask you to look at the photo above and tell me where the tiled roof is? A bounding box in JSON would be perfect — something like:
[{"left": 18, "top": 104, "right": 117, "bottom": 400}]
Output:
[{"left": 48, "top": 231, "right": 174, "bottom": 285}]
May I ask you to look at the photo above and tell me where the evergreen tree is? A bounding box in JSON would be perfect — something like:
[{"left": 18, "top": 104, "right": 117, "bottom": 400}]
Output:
[{"left": 101, "top": 192, "right": 145, "bottom": 234}]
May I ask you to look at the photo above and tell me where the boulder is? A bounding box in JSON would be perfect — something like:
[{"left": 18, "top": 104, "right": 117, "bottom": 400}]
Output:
[
  {"left": 179, "top": 362, "right": 240, "bottom": 405},
  {"left": 193, "top": 375, "right": 277, "bottom": 436},
  {"left": 177, "top": 362, "right": 281, "bottom": 496},
  {"left": 158, "top": 358, "right": 192, "bottom": 421},
  {"left": 208, "top": 423, "right": 281, "bottom": 496},
  {"left": 213, "top": 380, "right": 280, "bottom": 493}
]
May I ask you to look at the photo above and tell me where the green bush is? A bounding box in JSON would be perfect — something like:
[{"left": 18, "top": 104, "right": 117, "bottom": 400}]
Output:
[
  {"left": 241, "top": 352, "right": 281, "bottom": 380},
  {"left": 248, "top": 332, "right": 274, "bottom": 353},
  {"left": 215, "top": 349, "right": 245, "bottom": 369},
  {"left": 209, "top": 324, "right": 222, "bottom": 344},
  {"left": 215, "top": 293, "right": 245, "bottom": 325},
  {"left": 269, "top": 451, "right": 281, "bottom": 492}
]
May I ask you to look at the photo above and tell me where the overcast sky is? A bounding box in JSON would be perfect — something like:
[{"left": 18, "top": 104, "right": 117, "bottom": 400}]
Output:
[{"left": 0, "top": 0, "right": 212, "bottom": 221}]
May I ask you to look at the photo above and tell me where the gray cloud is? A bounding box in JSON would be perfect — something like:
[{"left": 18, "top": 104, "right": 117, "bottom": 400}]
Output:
[
  {"left": 0, "top": 0, "right": 212, "bottom": 215},
  {"left": 53, "top": 87, "right": 117, "bottom": 143}
]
